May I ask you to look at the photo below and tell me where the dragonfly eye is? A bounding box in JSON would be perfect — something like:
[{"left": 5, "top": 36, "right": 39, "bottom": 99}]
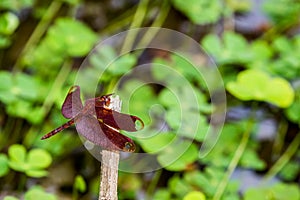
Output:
[
  {"left": 105, "top": 98, "right": 111, "bottom": 107},
  {"left": 123, "top": 142, "right": 135, "bottom": 152}
]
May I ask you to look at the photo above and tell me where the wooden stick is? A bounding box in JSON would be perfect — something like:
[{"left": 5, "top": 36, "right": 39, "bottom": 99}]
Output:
[
  {"left": 99, "top": 150, "right": 120, "bottom": 200},
  {"left": 99, "top": 95, "right": 121, "bottom": 200}
]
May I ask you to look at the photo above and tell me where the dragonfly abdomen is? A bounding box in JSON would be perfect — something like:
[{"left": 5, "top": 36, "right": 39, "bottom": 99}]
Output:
[{"left": 41, "top": 118, "right": 75, "bottom": 140}]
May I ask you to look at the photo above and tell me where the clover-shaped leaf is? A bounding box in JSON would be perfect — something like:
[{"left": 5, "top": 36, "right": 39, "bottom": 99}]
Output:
[
  {"left": 138, "top": 132, "right": 176, "bottom": 153},
  {"left": 25, "top": 187, "right": 57, "bottom": 200},
  {"left": 244, "top": 183, "right": 300, "bottom": 200},
  {"left": 27, "top": 149, "right": 52, "bottom": 169},
  {"left": 8, "top": 144, "right": 52, "bottom": 178},
  {"left": 152, "top": 54, "right": 205, "bottom": 87},
  {"left": 226, "top": 69, "right": 294, "bottom": 108},
  {"left": 90, "top": 45, "right": 137, "bottom": 78},
  {"left": 285, "top": 93, "right": 300, "bottom": 123},
  {"left": 159, "top": 87, "right": 211, "bottom": 113},
  {"left": 202, "top": 32, "right": 252, "bottom": 64},
  {"left": 153, "top": 189, "right": 171, "bottom": 200},
  {"left": 0, "top": 71, "right": 44, "bottom": 123},
  {"left": 263, "top": 0, "right": 300, "bottom": 24},
  {"left": 0, "top": 0, "right": 34, "bottom": 11},
  {"left": 0, "top": 12, "right": 19, "bottom": 35},
  {"left": 183, "top": 191, "right": 206, "bottom": 200},
  {"left": 140, "top": 132, "right": 198, "bottom": 171},
  {"left": 171, "top": 0, "right": 222, "bottom": 24},
  {"left": 158, "top": 141, "right": 198, "bottom": 171},
  {"left": 118, "top": 81, "right": 157, "bottom": 125},
  {"left": 0, "top": 154, "right": 9, "bottom": 177},
  {"left": 26, "top": 18, "right": 97, "bottom": 70},
  {"left": 8, "top": 144, "right": 27, "bottom": 171},
  {"left": 169, "top": 176, "right": 192, "bottom": 197},
  {"left": 268, "top": 35, "right": 300, "bottom": 80},
  {"left": 48, "top": 18, "right": 98, "bottom": 57},
  {"left": 4, "top": 196, "right": 18, "bottom": 200},
  {"left": 0, "top": 71, "right": 39, "bottom": 104},
  {"left": 240, "top": 148, "right": 266, "bottom": 170}
]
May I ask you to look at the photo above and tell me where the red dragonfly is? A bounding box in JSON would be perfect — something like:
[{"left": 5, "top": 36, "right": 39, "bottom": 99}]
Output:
[{"left": 41, "top": 86, "right": 144, "bottom": 152}]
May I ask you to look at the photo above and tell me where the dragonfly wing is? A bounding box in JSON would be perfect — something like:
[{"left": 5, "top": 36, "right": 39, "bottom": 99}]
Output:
[
  {"left": 95, "top": 107, "right": 144, "bottom": 132},
  {"left": 62, "top": 85, "right": 83, "bottom": 119},
  {"left": 75, "top": 115, "right": 135, "bottom": 152}
]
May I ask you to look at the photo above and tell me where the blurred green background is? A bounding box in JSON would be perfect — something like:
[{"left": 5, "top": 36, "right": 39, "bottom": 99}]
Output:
[{"left": 0, "top": 0, "right": 299, "bottom": 199}]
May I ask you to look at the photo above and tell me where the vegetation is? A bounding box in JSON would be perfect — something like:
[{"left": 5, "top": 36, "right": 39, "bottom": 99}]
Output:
[{"left": 0, "top": 0, "right": 299, "bottom": 199}]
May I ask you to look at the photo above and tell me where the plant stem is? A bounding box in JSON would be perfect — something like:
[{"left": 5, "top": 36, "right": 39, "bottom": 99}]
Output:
[
  {"left": 24, "top": 59, "right": 72, "bottom": 147},
  {"left": 146, "top": 169, "right": 162, "bottom": 200},
  {"left": 212, "top": 120, "right": 254, "bottom": 200},
  {"left": 120, "top": 0, "right": 150, "bottom": 54},
  {"left": 272, "top": 119, "right": 288, "bottom": 159},
  {"left": 263, "top": 132, "right": 300, "bottom": 181},
  {"left": 13, "top": 0, "right": 62, "bottom": 72},
  {"left": 99, "top": 95, "right": 121, "bottom": 200},
  {"left": 136, "top": 0, "right": 170, "bottom": 48}
]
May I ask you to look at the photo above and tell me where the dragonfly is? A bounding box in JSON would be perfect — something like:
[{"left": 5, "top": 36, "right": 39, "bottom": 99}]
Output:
[{"left": 41, "top": 85, "right": 144, "bottom": 152}]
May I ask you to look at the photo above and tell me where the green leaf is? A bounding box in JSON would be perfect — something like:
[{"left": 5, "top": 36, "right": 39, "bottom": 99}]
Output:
[
  {"left": 279, "top": 161, "right": 300, "bottom": 181},
  {"left": 26, "top": 18, "right": 97, "bottom": 71},
  {"left": 0, "top": 12, "right": 19, "bottom": 35},
  {"left": 201, "top": 123, "right": 243, "bottom": 168},
  {"left": 171, "top": 0, "right": 222, "bottom": 24},
  {"left": 202, "top": 32, "right": 252, "bottom": 64},
  {"left": 90, "top": 46, "right": 137, "bottom": 79},
  {"left": 272, "top": 36, "right": 292, "bottom": 53},
  {"left": 152, "top": 54, "right": 205, "bottom": 86},
  {"left": 184, "top": 171, "right": 211, "bottom": 191},
  {"left": 244, "top": 183, "right": 300, "bottom": 200},
  {"left": 272, "top": 183, "right": 300, "bottom": 200},
  {"left": 25, "top": 169, "right": 48, "bottom": 178},
  {"left": 265, "top": 77, "right": 295, "bottom": 107},
  {"left": 177, "top": 112, "right": 209, "bottom": 142},
  {"left": 4, "top": 196, "right": 19, "bottom": 200},
  {"left": 0, "top": 71, "right": 39, "bottom": 104},
  {"left": 8, "top": 144, "right": 28, "bottom": 172},
  {"left": 0, "top": 154, "right": 9, "bottom": 177},
  {"left": 8, "top": 144, "right": 26, "bottom": 167},
  {"left": 151, "top": 58, "right": 172, "bottom": 82},
  {"left": 263, "top": 0, "right": 300, "bottom": 23},
  {"left": 158, "top": 88, "right": 180, "bottom": 108},
  {"left": 0, "top": 0, "right": 33, "bottom": 11},
  {"left": 224, "top": 32, "right": 248, "bottom": 53},
  {"left": 139, "top": 132, "right": 176, "bottom": 153},
  {"left": 0, "top": 71, "right": 14, "bottom": 103},
  {"left": 0, "top": 35, "right": 11, "bottom": 48},
  {"left": 7, "top": 144, "right": 52, "bottom": 177},
  {"left": 240, "top": 149, "right": 266, "bottom": 170},
  {"left": 169, "top": 176, "right": 191, "bottom": 197},
  {"left": 118, "top": 81, "right": 157, "bottom": 125},
  {"left": 158, "top": 141, "right": 198, "bottom": 171},
  {"left": 153, "top": 189, "right": 171, "bottom": 200},
  {"left": 14, "top": 73, "right": 39, "bottom": 100},
  {"left": 250, "top": 40, "right": 273, "bottom": 61},
  {"left": 226, "top": 0, "right": 251, "bottom": 12},
  {"left": 50, "top": 18, "right": 98, "bottom": 57},
  {"left": 183, "top": 191, "right": 206, "bottom": 200},
  {"left": 74, "top": 175, "right": 87, "bottom": 193},
  {"left": 27, "top": 149, "right": 52, "bottom": 169},
  {"left": 108, "top": 54, "right": 137, "bottom": 75},
  {"left": 25, "top": 187, "right": 57, "bottom": 200},
  {"left": 226, "top": 69, "right": 294, "bottom": 108}
]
